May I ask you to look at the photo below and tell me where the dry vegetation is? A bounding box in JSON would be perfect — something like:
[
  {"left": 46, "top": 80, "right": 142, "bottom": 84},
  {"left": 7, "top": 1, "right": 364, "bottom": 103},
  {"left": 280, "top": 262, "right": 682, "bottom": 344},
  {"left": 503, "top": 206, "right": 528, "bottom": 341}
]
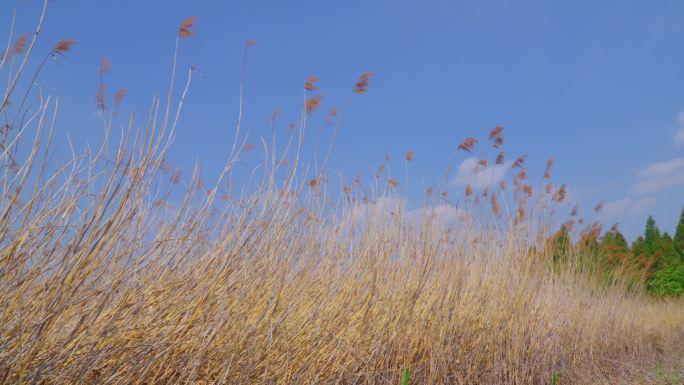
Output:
[{"left": 1, "top": 3, "right": 684, "bottom": 384}]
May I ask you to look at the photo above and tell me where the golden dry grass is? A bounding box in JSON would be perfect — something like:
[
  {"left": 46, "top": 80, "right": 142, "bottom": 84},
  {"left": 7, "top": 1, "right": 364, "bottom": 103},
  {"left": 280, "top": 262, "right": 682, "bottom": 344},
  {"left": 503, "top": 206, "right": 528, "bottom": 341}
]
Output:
[{"left": 1, "top": 3, "right": 684, "bottom": 384}]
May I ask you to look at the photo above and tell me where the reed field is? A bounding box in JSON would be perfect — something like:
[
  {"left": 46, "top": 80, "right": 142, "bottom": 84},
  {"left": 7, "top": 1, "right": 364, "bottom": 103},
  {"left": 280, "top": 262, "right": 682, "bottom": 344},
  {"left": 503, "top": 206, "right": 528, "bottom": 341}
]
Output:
[{"left": 1, "top": 3, "right": 683, "bottom": 384}]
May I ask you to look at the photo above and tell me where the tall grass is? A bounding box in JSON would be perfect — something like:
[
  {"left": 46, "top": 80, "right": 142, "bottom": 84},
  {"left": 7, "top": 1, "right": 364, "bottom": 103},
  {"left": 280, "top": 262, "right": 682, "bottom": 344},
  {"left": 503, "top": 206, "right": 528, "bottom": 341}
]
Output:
[{"left": 1, "top": 3, "right": 683, "bottom": 384}]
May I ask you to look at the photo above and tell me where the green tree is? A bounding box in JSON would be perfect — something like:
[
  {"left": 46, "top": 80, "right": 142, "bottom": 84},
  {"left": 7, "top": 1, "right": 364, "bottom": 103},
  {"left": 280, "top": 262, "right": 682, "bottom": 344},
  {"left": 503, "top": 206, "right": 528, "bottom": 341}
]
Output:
[
  {"left": 632, "top": 235, "right": 655, "bottom": 272},
  {"left": 640, "top": 215, "right": 671, "bottom": 274},
  {"left": 660, "top": 232, "right": 680, "bottom": 268},
  {"left": 644, "top": 215, "right": 662, "bottom": 254},
  {"left": 612, "top": 230, "right": 629, "bottom": 249},
  {"left": 601, "top": 230, "right": 630, "bottom": 267},
  {"left": 637, "top": 215, "right": 684, "bottom": 296},
  {"left": 632, "top": 236, "right": 646, "bottom": 257},
  {"left": 674, "top": 208, "right": 684, "bottom": 260},
  {"left": 600, "top": 228, "right": 648, "bottom": 288}
]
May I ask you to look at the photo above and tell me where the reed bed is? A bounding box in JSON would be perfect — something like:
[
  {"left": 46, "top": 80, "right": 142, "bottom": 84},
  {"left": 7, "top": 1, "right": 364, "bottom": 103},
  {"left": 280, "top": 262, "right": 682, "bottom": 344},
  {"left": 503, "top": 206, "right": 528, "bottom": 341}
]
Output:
[{"left": 1, "top": 3, "right": 683, "bottom": 384}]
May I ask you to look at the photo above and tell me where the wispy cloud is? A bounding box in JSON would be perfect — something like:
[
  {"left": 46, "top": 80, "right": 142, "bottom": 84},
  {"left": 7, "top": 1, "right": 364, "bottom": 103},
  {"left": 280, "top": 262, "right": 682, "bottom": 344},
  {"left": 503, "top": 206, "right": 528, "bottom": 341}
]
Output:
[
  {"left": 637, "top": 158, "right": 684, "bottom": 178},
  {"left": 602, "top": 196, "right": 655, "bottom": 217},
  {"left": 675, "top": 111, "right": 684, "bottom": 145},
  {"left": 345, "top": 197, "right": 404, "bottom": 223},
  {"left": 344, "top": 198, "right": 465, "bottom": 229},
  {"left": 596, "top": 114, "right": 684, "bottom": 231},
  {"left": 633, "top": 158, "right": 684, "bottom": 194},
  {"left": 406, "top": 204, "right": 465, "bottom": 226},
  {"left": 450, "top": 157, "right": 511, "bottom": 189}
]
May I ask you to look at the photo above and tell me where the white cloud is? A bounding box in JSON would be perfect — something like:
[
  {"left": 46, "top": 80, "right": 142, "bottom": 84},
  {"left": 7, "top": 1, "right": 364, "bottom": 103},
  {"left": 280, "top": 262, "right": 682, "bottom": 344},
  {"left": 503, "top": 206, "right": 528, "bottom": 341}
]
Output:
[
  {"left": 632, "top": 158, "right": 684, "bottom": 194},
  {"left": 450, "top": 157, "right": 511, "bottom": 189},
  {"left": 633, "top": 172, "right": 684, "bottom": 195},
  {"left": 602, "top": 196, "right": 655, "bottom": 217},
  {"left": 346, "top": 196, "right": 404, "bottom": 223},
  {"left": 343, "top": 198, "right": 466, "bottom": 230},
  {"left": 636, "top": 158, "right": 684, "bottom": 178},
  {"left": 406, "top": 204, "right": 465, "bottom": 226},
  {"left": 675, "top": 111, "right": 684, "bottom": 145}
]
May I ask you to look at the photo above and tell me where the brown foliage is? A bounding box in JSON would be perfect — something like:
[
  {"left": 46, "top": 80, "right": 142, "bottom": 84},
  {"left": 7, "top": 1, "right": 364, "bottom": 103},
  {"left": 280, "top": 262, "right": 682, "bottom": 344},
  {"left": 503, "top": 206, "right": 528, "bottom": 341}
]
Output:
[
  {"left": 353, "top": 72, "right": 373, "bottom": 94},
  {"left": 305, "top": 95, "right": 323, "bottom": 113},
  {"left": 178, "top": 16, "right": 197, "bottom": 37},
  {"left": 457, "top": 137, "right": 478, "bottom": 152}
]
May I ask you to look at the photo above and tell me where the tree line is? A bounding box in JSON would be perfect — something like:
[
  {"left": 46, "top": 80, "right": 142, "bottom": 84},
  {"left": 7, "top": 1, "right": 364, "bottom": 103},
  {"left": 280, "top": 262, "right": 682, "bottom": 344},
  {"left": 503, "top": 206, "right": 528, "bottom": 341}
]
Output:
[{"left": 549, "top": 208, "right": 684, "bottom": 297}]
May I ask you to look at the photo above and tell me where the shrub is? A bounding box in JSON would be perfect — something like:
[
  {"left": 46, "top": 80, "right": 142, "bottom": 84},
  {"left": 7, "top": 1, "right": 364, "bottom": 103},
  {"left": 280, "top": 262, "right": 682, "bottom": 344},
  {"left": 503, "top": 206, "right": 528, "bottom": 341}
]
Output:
[{"left": 647, "top": 265, "right": 684, "bottom": 297}]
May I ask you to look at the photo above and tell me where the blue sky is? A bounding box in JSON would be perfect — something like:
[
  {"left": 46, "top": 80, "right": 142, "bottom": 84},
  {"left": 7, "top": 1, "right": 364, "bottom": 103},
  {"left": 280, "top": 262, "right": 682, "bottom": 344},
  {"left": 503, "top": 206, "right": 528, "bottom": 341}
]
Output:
[{"left": 3, "top": 0, "right": 684, "bottom": 240}]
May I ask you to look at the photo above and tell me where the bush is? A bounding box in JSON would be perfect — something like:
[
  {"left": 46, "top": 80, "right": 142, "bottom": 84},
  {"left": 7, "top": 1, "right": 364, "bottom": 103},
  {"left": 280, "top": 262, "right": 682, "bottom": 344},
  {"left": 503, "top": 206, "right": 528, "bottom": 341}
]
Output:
[{"left": 647, "top": 265, "right": 684, "bottom": 297}]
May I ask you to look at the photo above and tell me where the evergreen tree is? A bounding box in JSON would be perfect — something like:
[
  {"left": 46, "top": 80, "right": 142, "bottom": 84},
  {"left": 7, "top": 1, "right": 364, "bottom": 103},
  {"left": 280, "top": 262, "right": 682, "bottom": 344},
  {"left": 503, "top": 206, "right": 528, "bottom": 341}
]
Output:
[
  {"left": 644, "top": 215, "right": 662, "bottom": 254},
  {"left": 659, "top": 232, "right": 680, "bottom": 268},
  {"left": 632, "top": 236, "right": 646, "bottom": 257},
  {"left": 601, "top": 230, "right": 630, "bottom": 267},
  {"left": 640, "top": 215, "right": 667, "bottom": 273},
  {"left": 613, "top": 231, "right": 628, "bottom": 249},
  {"left": 674, "top": 207, "right": 684, "bottom": 260},
  {"left": 600, "top": 229, "right": 646, "bottom": 287}
]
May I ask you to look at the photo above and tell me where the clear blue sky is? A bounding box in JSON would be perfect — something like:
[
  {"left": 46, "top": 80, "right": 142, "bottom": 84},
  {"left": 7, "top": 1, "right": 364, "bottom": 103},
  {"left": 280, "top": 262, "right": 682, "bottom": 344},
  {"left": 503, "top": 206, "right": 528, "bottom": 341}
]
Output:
[{"left": 4, "top": 0, "right": 684, "bottom": 240}]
